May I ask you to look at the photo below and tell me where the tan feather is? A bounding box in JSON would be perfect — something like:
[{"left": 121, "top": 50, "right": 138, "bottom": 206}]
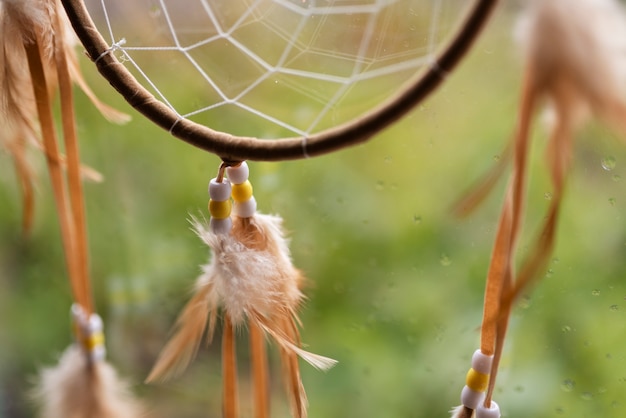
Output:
[
  {"left": 222, "top": 314, "right": 239, "bottom": 418},
  {"left": 145, "top": 279, "right": 216, "bottom": 383},
  {"left": 249, "top": 320, "right": 269, "bottom": 418}
]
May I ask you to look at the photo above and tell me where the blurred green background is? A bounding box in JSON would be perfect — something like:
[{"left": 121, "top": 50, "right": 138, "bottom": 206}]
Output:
[{"left": 2, "top": 2, "right": 626, "bottom": 418}]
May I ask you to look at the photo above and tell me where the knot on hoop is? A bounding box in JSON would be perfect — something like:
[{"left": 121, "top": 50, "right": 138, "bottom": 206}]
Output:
[
  {"left": 429, "top": 59, "right": 449, "bottom": 80},
  {"left": 94, "top": 38, "right": 127, "bottom": 64}
]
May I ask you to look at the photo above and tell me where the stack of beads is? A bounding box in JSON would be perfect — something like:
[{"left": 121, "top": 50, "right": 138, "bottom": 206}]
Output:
[
  {"left": 71, "top": 304, "right": 106, "bottom": 363},
  {"left": 208, "top": 174, "right": 233, "bottom": 235},
  {"left": 227, "top": 162, "right": 256, "bottom": 218},
  {"left": 460, "top": 349, "right": 499, "bottom": 417},
  {"left": 208, "top": 162, "right": 257, "bottom": 235}
]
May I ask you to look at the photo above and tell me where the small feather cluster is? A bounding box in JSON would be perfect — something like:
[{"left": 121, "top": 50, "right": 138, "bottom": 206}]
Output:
[
  {"left": 517, "top": 0, "right": 626, "bottom": 129},
  {"left": 35, "top": 345, "right": 143, "bottom": 418},
  {"left": 0, "top": 0, "right": 128, "bottom": 232}
]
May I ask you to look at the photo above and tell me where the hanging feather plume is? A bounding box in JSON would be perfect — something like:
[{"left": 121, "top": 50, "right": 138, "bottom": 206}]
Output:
[
  {"left": 452, "top": 0, "right": 626, "bottom": 416},
  {"left": 35, "top": 305, "right": 143, "bottom": 418},
  {"left": 0, "top": 0, "right": 128, "bottom": 233},
  {"left": 6, "top": 2, "right": 142, "bottom": 416},
  {"left": 147, "top": 162, "right": 336, "bottom": 418}
]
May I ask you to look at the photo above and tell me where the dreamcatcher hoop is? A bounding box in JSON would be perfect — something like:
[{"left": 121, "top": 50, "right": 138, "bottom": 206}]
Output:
[{"left": 60, "top": 0, "right": 498, "bottom": 162}]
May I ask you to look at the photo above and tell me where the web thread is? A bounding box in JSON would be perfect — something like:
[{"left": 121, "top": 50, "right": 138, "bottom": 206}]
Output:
[{"left": 89, "top": 0, "right": 463, "bottom": 138}]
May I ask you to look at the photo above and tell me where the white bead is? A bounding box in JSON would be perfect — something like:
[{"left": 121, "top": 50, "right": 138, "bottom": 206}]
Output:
[
  {"left": 88, "top": 313, "right": 103, "bottom": 333},
  {"left": 208, "top": 178, "right": 232, "bottom": 201},
  {"left": 476, "top": 400, "right": 500, "bottom": 418},
  {"left": 71, "top": 303, "right": 86, "bottom": 324},
  {"left": 210, "top": 217, "right": 233, "bottom": 235},
  {"left": 91, "top": 345, "right": 107, "bottom": 363},
  {"left": 461, "top": 385, "right": 484, "bottom": 409},
  {"left": 226, "top": 162, "right": 249, "bottom": 184},
  {"left": 472, "top": 349, "right": 493, "bottom": 375},
  {"left": 233, "top": 196, "right": 257, "bottom": 218}
]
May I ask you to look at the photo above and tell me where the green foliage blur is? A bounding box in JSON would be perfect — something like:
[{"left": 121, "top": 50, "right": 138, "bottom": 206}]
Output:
[{"left": 2, "top": 5, "right": 626, "bottom": 418}]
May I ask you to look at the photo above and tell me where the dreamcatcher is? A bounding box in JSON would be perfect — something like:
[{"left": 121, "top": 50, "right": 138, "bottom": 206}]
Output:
[
  {"left": 52, "top": 0, "right": 496, "bottom": 416},
  {"left": 1, "top": 0, "right": 502, "bottom": 417}
]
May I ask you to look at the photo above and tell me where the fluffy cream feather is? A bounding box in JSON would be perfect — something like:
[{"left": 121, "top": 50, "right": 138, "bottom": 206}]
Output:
[
  {"left": 148, "top": 213, "right": 336, "bottom": 382},
  {"left": 199, "top": 213, "right": 303, "bottom": 324},
  {"left": 517, "top": 0, "right": 626, "bottom": 129},
  {"left": 35, "top": 345, "right": 143, "bottom": 418}
]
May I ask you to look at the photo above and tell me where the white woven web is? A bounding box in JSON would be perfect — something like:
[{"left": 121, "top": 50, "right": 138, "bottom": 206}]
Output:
[{"left": 87, "top": 0, "right": 465, "bottom": 138}]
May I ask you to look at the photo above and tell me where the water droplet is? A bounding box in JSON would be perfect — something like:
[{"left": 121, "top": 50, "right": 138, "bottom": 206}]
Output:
[
  {"left": 493, "top": 154, "right": 501, "bottom": 162},
  {"left": 561, "top": 325, "right": 572, "bottom": 333},
  {"left": 375, "top": 180, "right": 385, "bottom": 191},
  {"left": 561, "top": 379, "right": 575, "bottom": 392},
  {"left": 413, "top": 214, "right": 422, "bottom": 224},
  {"left": 602, "top": 156, "right": 617, "bottom": 171},
  {"left": 384, "top": 156, "right": 392, "bottom": 164},
  {"left": 592, "top": 289, "right": 601, "bottom": 296},
  {"left": 609, "top": 197, "right": 616, "bottom": 206},
  {"left": 613, "top": 174, "right": 621, "bottom": 182},
  {"left": 610, "top": 304, "right": 619, "bottom": 311},
  {"left": 555, "top": 407, "right": 565, "bottom": 415},
  {"left": 518, "top": 295, "right": 531, "bottom": 309},
  {"left": 544, "top": 192, "right": 553, "bottom": 200},
  {"left": 546, "top": 268, "right": 555, "bottom": 278},
  {"left": 439, "top": 254, "right": 452, "bottom": 267},
  {"left": 580, "top": 392, "right": 594, "bottom": 401}
]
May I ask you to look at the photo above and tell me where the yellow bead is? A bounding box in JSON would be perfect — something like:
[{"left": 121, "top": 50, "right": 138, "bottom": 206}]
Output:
[
  {"left": 209, "top": 199, "right": 232, "bottom": 219},
  {"left": 231, "top": 180, "right": 253, "bottom": 202},
  {"left": 84, "top": 331, "right": 105, "bottom": 351},
  {"left": 466, "top": 368, "right": 489, "bottom": 392}
]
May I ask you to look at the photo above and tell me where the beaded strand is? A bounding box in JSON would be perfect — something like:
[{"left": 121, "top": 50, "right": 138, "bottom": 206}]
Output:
[
  {"left": 459, "top": 349, "right": 499, "bottom": 416},
  {"left": 208, "top": 162, "right": 257, "bottom": 235},
  {"left": 71, "top": 304, "right": 106, "bottom": 363},
  {"left": 227, "top": 162, "right": 257, "bottom": 218},
  {"left": 208, "top": 164, "right": 233, "bottom": 234}
]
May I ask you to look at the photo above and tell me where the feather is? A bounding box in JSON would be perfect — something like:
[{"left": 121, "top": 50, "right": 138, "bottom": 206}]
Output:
[
  {"left": 450, "top": 405, "right": 474, "bottom": 418},
  {"left": 145, "top": 279, "right": 216, "bottom": 382},
  {"left": 1, "top": 0, "right": 126, "bottom": 233},
  {"left": 517, "top": 0, "right": 626, "bottom": 131},
  {"left": 249, "top": 321, "right": 269, "bottom": 418},
  {"left": 461, "top": 1, "right": 626, "bottom": 412},
  {"left": 35, "top": 345, "right": 143, "bottom": 418},
  {"left": 222, "top": 314, "right": 239, "bottom": 418},
  {"left": 148, "top": 213, "right": 336, "bottom": 380},
  {"left": 147, "top": 211, "right": 336, "bottom": 418}
]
